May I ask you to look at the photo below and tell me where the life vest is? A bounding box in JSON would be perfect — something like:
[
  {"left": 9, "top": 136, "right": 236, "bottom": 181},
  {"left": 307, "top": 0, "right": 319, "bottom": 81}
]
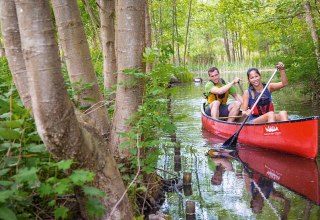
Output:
[
  {"left": 207, "top": 79, "right": 229, "bottom": 105},
  {"left": 248, "top": 84, "right": 274, "bottom": 116}
]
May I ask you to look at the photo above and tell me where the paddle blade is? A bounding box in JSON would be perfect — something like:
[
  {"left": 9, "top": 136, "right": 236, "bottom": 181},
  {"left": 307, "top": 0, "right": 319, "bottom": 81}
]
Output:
[{"left": 222, "top": 133, "right": 238, "bottom": 149}]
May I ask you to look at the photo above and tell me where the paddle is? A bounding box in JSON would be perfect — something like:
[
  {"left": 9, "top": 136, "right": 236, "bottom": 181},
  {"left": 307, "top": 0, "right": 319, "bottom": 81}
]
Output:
[{"left": 222, "top": 68, "right": 279, "bottom": 149}]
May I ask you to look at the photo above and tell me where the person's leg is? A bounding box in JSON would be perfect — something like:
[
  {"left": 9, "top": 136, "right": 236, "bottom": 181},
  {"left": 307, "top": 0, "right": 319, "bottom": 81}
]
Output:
[
  {"left": 210, "top": 101, "right": 220, "bottom": 119},
  {"left": 205, "top": 106, "right": 211, "bottom": 116},
  {"left": 275, "top": 110, "right": 288, "bottom": 121},
  {"left": 251, "top": 111, "right": 276, "bottom": 123},
  {"left": 227, "top": 101, "right": 241, "bottom": 122}
]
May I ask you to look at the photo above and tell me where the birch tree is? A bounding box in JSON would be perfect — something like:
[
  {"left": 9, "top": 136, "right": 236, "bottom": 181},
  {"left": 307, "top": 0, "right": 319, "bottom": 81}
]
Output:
[
  {"left": 99, "top": 0, "right": 117, "bottom": 92},
  {"left": 0, "top": 0, "right": 31, "bottom": 109},
  {"left": 11, "top": 0, "right": 133, "bottom": 218},
  {"left": 51, "top": 0, "right": 110, "bottom": 136},
  {"left": 110, "top": 0, "right": 146, "bottom": 158}
]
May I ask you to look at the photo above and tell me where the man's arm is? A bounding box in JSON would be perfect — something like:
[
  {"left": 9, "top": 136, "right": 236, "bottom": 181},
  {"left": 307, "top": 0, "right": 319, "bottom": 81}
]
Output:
[{"left": 210, "top": 79, "right": 240, "bottom": 95}]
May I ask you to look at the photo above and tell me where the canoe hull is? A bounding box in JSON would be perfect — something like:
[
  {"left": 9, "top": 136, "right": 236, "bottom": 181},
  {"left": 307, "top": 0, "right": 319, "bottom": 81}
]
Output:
[{"left": 201, "top": 106, "right": 319, "bottom": 158}]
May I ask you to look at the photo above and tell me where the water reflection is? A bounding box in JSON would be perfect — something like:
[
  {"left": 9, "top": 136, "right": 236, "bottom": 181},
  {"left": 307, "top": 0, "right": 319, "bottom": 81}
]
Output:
[{"left": 158, "top": 83, "right": 320, "bottom": 219}]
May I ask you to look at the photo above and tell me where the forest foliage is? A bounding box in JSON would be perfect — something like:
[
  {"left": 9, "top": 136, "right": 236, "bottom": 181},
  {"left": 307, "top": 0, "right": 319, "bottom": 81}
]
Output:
[{"left": 0, "top": 0, "right": 320, "bottom": 219}]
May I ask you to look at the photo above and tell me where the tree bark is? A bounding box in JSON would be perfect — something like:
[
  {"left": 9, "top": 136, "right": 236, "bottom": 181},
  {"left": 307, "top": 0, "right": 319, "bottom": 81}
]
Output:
[
  {"left": 0, "top": 0, "right": 31, "bottom": 109},
  {"left": 14, "top": 0, "right": 133, "bottom": 218},
  {"left": 145, "top": 0, "right": 153, "bottom": 73},
  {"left": 51, "top": 0, "right": 110, "bottom": 136},
  {"left": 222, "top": 21, "right": 231, "bottom": 63},
  {"left": 110, "top": 0, "right": 146, "bottom": 158},
  {"left": 150, "top": 0, "right": 159, "bottom": 47},
  {"left": 171, "top": 0, "right": 175, "bottom": 63},
  {"left": 173, "top": 1, "right": 181, "bottom": 65},
  {"left": 183, "top": 0, "right": 192, "bottom": 66},
  {"left": 304, "top": 1, "right": 320, "bottom": 73},
  {"left": 99, "top": 0, "right": 117, "bottom": 92}
]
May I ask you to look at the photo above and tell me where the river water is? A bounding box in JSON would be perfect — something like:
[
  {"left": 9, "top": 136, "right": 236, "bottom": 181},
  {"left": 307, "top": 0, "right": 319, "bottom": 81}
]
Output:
[{"left": 157, "top": 73, "right": 320, "bottom": 220}]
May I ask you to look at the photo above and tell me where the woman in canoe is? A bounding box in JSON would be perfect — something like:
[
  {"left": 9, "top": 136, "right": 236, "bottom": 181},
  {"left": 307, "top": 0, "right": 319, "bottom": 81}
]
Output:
[{"left": 242, "top": 62, "right": 289, "bottom": 123}]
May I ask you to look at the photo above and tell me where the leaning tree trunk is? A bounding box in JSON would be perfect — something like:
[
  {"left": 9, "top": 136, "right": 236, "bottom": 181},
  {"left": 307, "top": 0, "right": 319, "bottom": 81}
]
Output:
[
  {"left": 304, "top": 1, "right": 320, "bottom": 73},
  {"left": 51, "top": 0, "right": 110, "bottom": 136},
  {"left": 0, "top": 0, "right": 31, "bottom": 109},
  {"left": 110, "top": 0, "right": 146, "bottom": 158},
  {"left": 14, "top": 0, "right": 133, "bottom": 219},
  {"left": 99, "top": 0, "right": 117, "bottom": 92}
]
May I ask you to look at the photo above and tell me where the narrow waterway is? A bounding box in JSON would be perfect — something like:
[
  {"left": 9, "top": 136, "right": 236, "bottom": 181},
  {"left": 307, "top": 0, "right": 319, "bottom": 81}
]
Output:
[{"left": 157, "top": 73, "right": 320, "bottom": 220}]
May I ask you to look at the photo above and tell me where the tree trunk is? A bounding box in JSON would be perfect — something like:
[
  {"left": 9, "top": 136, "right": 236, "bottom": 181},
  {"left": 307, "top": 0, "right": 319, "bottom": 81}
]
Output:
[
  {"left": 174, "top": 2, "right": 181, "bottom": 65},
  {"left": 14, "top": 0, "right": 133, "bottom": 218},
  {"left": 304, "top": 1, "right": 320, "bottom": 73},
  {"left": 183, "top": 0, "right": 192, "bottom": 67},
  {"left": 110, "top": 0, "right": 146, "bottom": 158},
  {"left": 145, "top": 0, "right": 153, "bottom": 73},
  {"left": 0, "top": 0, "right": 31, "bottom": 109},
  {"left": 150, "top": 0, "right": 159, "bottom": 47},
  {"left": 231, "top": 32, "right": 236, "bottom": 62},
  {"left": 222, "top": 21, "right": 231, "bottom": 63},
  {"left": 52, "top": 0, "right": 110, "bottom": 136},
  {"left": 99, "top": 0, "right": 117, "bottom": 92},
  {"left": 171, "top": 0, "right": 175, "bottom": 63}
]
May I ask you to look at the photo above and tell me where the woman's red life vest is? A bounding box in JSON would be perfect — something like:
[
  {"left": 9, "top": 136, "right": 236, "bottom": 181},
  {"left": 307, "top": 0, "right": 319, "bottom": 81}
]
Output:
[{"left": 248, "top": 85, "right": 274, "bottom": 116}]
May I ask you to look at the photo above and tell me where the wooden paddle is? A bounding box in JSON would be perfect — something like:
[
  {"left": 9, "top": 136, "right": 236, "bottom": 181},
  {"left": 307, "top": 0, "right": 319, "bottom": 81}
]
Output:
[
  {"left": 222, "top": 68, "right": 279, "bottom": 149},
  {"left": 218, "top": 115, "right": 243, "bottom": 120}
]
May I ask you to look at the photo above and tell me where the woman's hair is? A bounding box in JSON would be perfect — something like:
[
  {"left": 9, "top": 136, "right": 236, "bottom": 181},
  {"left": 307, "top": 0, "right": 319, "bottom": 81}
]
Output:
[
  {"left": 246, "top": 68, "right": 261, "bottom": 88},
  {"left": 208, "top": 67, "right": 219, "bottom": 76}
]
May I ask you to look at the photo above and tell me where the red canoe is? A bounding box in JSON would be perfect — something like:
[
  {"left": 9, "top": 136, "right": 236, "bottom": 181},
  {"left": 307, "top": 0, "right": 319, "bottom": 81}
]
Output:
[
  {"left": 201, "top": 104, "right": 320, "bottom": 158},
  {"left": 238, "top": 147, "right": 320, "bottom": 205}
]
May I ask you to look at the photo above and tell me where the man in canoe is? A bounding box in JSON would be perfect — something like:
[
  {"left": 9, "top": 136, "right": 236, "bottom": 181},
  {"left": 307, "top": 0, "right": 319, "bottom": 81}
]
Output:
[
  {"left": 204, "top": 67, "right": 243, "bottom": 122},
  {"left": 242, "top": 62, "right": 288, "bottom": 123}
]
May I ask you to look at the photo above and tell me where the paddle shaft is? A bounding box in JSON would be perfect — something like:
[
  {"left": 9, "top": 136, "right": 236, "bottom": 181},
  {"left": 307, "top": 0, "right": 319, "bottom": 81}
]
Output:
[
  {"left": 225, "top": 68, "right": 279, "bottom": 146},
  {"left": 238, "top": 83, "right": 244, "bottom": 95},
  {"left": 218, "top": 115, "right": 243, "bottom": 119}
]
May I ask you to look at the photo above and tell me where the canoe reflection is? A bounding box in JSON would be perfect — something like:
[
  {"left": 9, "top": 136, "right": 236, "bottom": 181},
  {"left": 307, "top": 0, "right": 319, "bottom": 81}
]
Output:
[
  {"left": 204, "top": 129, "right": 320, "bottom": 211},
  {"left": 237, "top": 147, "right": 320, "bottom": 206}
]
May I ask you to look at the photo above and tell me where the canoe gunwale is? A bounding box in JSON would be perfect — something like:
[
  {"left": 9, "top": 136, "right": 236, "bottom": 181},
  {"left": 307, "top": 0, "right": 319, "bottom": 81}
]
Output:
[{"left": 201, "top": 102, "right": 320, "bottom": 126}]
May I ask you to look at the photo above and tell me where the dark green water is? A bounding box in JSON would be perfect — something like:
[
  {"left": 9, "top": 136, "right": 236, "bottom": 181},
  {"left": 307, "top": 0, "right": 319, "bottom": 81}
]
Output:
[{"left": 157, "top": 79, "right": 320, "bottom": 220}]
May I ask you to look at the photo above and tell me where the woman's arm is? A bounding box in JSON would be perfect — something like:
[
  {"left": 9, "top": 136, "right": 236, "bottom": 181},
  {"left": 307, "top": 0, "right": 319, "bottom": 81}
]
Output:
[
  {"left": 242, "top": 90, "right": 250, "bottom": 115},
  {"left": 269, "top": 62, "right": 288, "bottom": 92}
]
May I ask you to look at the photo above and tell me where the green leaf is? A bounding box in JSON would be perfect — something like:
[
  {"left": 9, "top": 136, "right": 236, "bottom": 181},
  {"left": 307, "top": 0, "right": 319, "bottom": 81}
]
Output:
[
  {"left": 54, "top": 179, "right": 72, "bottom": 195},
  {"left": 0, "top": 112, "right": 13, "bottom": 119},
  {"left": 56, "top": 160, "right": 73, "bottom": 171},
  {"left": 0, "top": 143, "right": 20, "bottom": 152},
  {"left": 37, "top": 183, "right": 52, "bottom": 197},
  {"left": 69, "top": 170, "right": 95, "bottom": 186},
  {"left": 0, "top": 181, "right": 13, "bottom": 187},
  {"left": 0, "top": 206, "right": 17, "bottom": 220},
  {"left": 0, "top": 168, "right": 10, "bottom": 177},
  {"left": 48, "top": 200, "right": 55, "bottom": 207},
  {"left": 0, "top": 120, "right": 23, "bottom": 128},
  {"left": 12, "top": 167, "right": 39, "bottom": 188},
  {"left": 54, "top": 206, "right": 69, "bottom": 219},
  {"left": 0, "top": 128, "right": 20, "bottom": 140},
  {"left": 26, "top": 144, "right": 47, "bottom": 153},
  {"left": 86, "top": 198, "right": 105, "bottom": 218},
  {"left": 82, "top": 186, "right": 106, "bottom": 198},
  {"left": 0, "top": 190, "right": 14, "bottom": 203}
]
